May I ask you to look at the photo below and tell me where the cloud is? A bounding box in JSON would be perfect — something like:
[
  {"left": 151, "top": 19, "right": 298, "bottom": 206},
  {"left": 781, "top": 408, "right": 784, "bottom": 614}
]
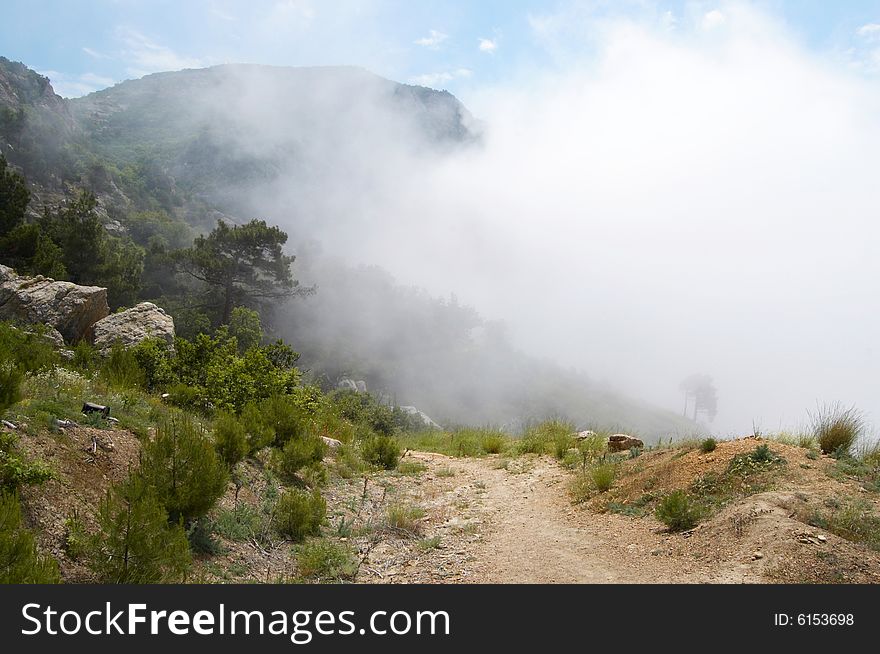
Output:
[
  {"left": 115, "top": 27, "right": 206, "bottom": 77},
  {"left": 414, "top": 29, "right": 449, "bottom": 49},
  {"left": 409, "top": 67, "right": 472, "bottom": 87},
  {"left": 701, "top": 9, "right": 726, "bottom": 30},
  {"left": 857, "top": 23, "right": 880, "bottom": 41},
  {"left": 478, "top": 37, "right": 498, "bottom": 54}
]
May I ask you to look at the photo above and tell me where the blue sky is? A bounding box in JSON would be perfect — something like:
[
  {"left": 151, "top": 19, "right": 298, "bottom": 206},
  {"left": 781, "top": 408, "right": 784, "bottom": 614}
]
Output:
[{"left": 2, "top": 0, "right": 880, "bottom": 99}]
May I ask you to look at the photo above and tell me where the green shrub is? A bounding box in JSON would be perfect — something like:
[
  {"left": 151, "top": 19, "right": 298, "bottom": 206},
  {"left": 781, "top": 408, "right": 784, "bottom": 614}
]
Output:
[
  {"left": 0, "top": 362, "right": 23, "bottom": 413},
  {"left": 481, "top": 433, "right": 506, "bottom": 454},
  {"left": 71, "top": 340, "right": 98, "bottom": 372},
  {"left": 700, "top": 438, "right": 717, "bottom": 453},
  {"left": 88, "top": 477, "right": 191, "bottom": 583},
  {"left": 275, "top": 434, "right": 325, "bottom": 481},
  {"left": 272, "top": 489, "right": 326, "bottom": 542},
  {"left": 811, "top": 404, "right": 864, "bottom": 456},
  {"left": 131, "top": 338, "right": 175, "bottom": 390},
  {"left": 655, "top": 490, "right": 701, "bottom": 532},
  {"left": 213, "top": 412, "right": 248, "bottom": 468},
  {"left": 138, "top": 416, "right": 228, "bottom": 523},
  {"left": 212, "top": 504, "right": 265, "bottom": 543},
  {"left": 361, "top": 434, "right": 401, "bottom": 470},
  {"left": 246, "top": 395, "right": 308, "bottom": 447},
  {"left": 386, "top": 503, "right": 425, "bottom": 534},
  {"left": 0, "top": 431, "right": 53, "bottom": 491},
  {"left": 0, "top": 491, "right": 60, "bottom": 583},
  {"left": 101, "top": 341, "right": 145, "bottom": 389},
  {"left": 752, "top": 443, "right": 773, "bottom": 463},
  {"left": 591, "top": 462, "right": 617, "bottom": 492},
  {"left": 295, "top": 539, "right": 357, "bottom": 581}
]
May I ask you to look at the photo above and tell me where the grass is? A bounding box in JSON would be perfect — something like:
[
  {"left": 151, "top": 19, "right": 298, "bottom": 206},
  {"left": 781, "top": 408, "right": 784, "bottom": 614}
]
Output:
[
  {"left": 514, "top": 419, "right": 574, "bottom": 456},
  {"left": 810, "top": 403, "right": 865, "bottom": 455},
  {"left": 655, "top": 490, "right": 701, "bottom": 532},
  {"left": 396, "top": 427, "right": 512, "bottom": 458},
  {"left": 590, "top": 462, "right": 617, "bottom": 492},
  {"left": 700, "top": 438, "right": 717, "bottom": 453},
  {"left": 396, "top": 460, "right": 427, "bottom": 476},
  {"left": 807, "top": 499, "right": 880, "bottom": 551},
  {"left": 435, "top": 466, "right": 456, "bottom": 478},
  {"left": 386, "top": 503, "right": 425, "bottom": 535},
  {"left": 417, "top": 535, "right": 442, "bottom": 551},
  {"left": 295, "top": 539, "right": 357, "bottom": 582}
]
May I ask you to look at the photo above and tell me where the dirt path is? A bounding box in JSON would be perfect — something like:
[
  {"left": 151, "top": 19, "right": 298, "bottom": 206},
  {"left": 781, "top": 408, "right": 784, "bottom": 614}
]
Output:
[{"left": 381, "top": 452, "right": 752, "bottom": 584}]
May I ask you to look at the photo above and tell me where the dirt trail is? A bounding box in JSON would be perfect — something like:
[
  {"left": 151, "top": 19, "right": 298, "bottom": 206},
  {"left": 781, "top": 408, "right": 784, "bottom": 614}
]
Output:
[{"left": 390, "top": 453, "right": 750, "bottom": 584}]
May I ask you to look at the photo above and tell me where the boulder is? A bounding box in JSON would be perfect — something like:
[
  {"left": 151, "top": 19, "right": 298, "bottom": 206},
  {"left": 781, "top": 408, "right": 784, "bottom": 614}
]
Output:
[
  {"left": 91, "top": 302, "right": 175, "bottom": 355},
  {"left": 322, "top": 436, "right": 343, "bottom": 450},
  {"left": 0, "top": 264, "right": 109, "bottom": 343},
  {"left": 573, "top": 430, "right": 597, "bottom": 441},
  {"left": 337, "top": 379, "right": 358, "bottom": 392},
  {"left": 607, "top": 433, "right": 644, "bottom": 452},
  {"left": 399, "top": 405, "right": 442, "bottom": 429}
]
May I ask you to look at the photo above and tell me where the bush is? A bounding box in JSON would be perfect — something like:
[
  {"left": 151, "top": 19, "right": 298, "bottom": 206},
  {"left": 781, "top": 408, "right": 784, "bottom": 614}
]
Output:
[
  {"left": 101, "top": 341, "right": 145, "bottom": 389},
  {"left": 0, "top": 491, "right": 60, "bottom": 583},
  {"left": 272, "top": 489, "right": 326, "bottom": 542},
  {"left": 0, "top": 362, "right": 22, "bottom": 414},
  {"left": 700, "top": 438, "right": 717, "bottom": 453},
  {"left": 655, "top": 490, "right": 701, "bottom": 532},
  {"left": 481, "top": 433, "right": 506, "bottom": 454},
  {"left": 295, "top": 539, "right": 357, "bottom": 581},
  {"left": 0, "top": 431, "right": 53, "bottom": 491},
  {"left": 361, "top": 434, "right": 401, "bottom": 470},
  {"left": 88, "top": 477, "right": 191, "bottom": 583},
  {"left": 138, "top": 416, "right": 228, "bottom": 523},
  {"left": 386, "top": 503, "right": 425, "bottom": 534},
  {"left": 213, "top": 412, "right": 248, "bottom": 468},
  {"left": 275, "top": 434, "right": 325, "bottom": 481},
  {"left": 131, "top": 338, "right": 175, "bottom": 390},
  {"left": 247, "top": 395, "right": 308, "bottom": 447},
  {"left": 811, "top": 404, "right": 865, "bottom": 455},
  {"left": 590, "top": 462, "right": 617, "bottom": 492}
]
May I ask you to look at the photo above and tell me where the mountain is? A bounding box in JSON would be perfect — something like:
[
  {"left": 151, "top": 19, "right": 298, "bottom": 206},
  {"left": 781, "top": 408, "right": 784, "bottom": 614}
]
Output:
[{"left": 0, "top": 57, "right": 696, "bottom": 438}]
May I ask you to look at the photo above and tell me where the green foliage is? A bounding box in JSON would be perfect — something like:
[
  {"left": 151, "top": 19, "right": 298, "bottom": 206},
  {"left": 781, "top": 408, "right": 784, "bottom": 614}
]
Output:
[
  {"left": 38, "top": 191, "right": 144, "bottom": 308},
  {"left": 655, "top": 490, "right": 701, "bottom": 532},
  {"left": 100, "top": 341, "right": 145, "bottom": 389},
  {"left": 172, "top": 332, "right": 300, "bottom": 413},
  {"left": 361, "top": 434, "right": 401, "bottom": 470},
  {"left": 329, "top": 390, "right": 397, "bottom": 436},
  {"left": 228, "top": 306, "right": 263, "bottom": 353},
  {"left": 808, "top": 500, "right": 880, "bottom": 551},
  {"left": 0, "top": 491, "right": 60, "bottom": 583},
  {"left": 386, "top": 503, "right": 425, "bottom": 534},
  {"left": 175, "top": 219, "right": 305, "bottom": 324},
  {"left": 211, "top": 503, "right": 264, "bottom": 543},
  {"left": 213, "top": 412, "right": 248, "bottom": 468},
  {"left": 811, "top": 404, "right": 865, "bottom": 456},
  {"left": 727, "top": 444, "right": 785, "bottom": 476},
  {"left": 275, "top": 433, "right": 325, "bottom": 481},
  {"left": 590, "top": 462, "right": 617, "bottom": 493},
  {"left": 295, "top": 539, "right": 356, "bottom": 581},
  {"left": 0, "top": 154, "right": 29, "bottom": 236},
  {"left": 700, "top": 438, "right": 717, "bottom": 453},
  {"left": 516, "top": 419, "right": 575, "bottom": 456},
  {"left": 0, "top": 431, "right": 53, "bottom": 491},
  {"left": 138, "top": 415, "right": 228, "bottom": 523},
  {"left": 89, "top": 476, "right": 191, "bottom": 583},
  {"left": 244, "top": 394, "right": 307, "bottom": 447},
  {"left": 71, "top": 340, "right": 98, "bottom": 373},
  {"left": 481, "top": 432, "right": 506, "bottom": 454},
  {"left": 131, "top": 338, "right": 175, "bottom": 390},
  {"left": 0, "top": 362, "right": 22, "bottom": 414},
  {"left": 272, "top": 489, "right": 326, "bottom": 542}
]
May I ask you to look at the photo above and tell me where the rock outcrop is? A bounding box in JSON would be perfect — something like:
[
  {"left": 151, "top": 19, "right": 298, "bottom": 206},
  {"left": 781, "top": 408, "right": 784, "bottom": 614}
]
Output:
[
  {"left": 607, "top": 433, "right": 644, "bottom": 452},
  {"left": 90, "top": 302, "right": 175, "bottom": 355},
  {"left": 0, "top": 264, "right": 109, "bottom": 343}
]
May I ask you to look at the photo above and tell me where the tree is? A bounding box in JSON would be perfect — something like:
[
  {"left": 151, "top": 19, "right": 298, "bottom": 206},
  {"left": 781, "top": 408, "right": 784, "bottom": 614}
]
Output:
[
  {"left": 0, "top": 155, "right": 29, "bottom": 236},
  {"left": 138, "top": 416, "right": 228, "bottom": 524},
  {"left": 679, "top": 374, "right": 718, "bottom": 423},
  {"left": 176, "top": 219, "right": 310, "bottom": 324},
  {"left": 0, "top": 491, "right": 60, "bottom": 583},
  {"left": 89, "top": 475, "right": 191, "bottom": 583}
]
